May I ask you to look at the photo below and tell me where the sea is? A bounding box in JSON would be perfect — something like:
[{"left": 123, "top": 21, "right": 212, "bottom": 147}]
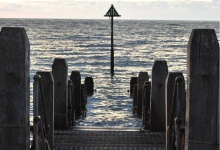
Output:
[{"left": 0, "top": 19, "right": 219, "bottom": 128}]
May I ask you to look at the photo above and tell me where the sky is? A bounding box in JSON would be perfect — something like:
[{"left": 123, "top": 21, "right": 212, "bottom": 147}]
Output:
[{"left": 0, "top": 0, "right": 219, "bottom": 21}]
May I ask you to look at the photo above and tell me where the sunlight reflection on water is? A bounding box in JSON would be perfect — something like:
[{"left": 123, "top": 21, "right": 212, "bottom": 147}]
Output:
[{"left": 0, "top": 19, "right": 218, "bottom": 127}]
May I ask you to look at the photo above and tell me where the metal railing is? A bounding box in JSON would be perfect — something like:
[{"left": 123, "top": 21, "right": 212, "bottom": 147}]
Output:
[
  {"left": 132, "top": 84, "right": 138, "bottom": 114},
  {"left": 67, "top": 80, "right": 74, "bottom": 127},
  {"left": 168, "top": 76, "right": 184, "bottom": 150},
  {"left": 142, "top": 81, "right": 150, "bottom": 130},
  {"left": 32, "top": 74, "right": 50, "bottom": 150}
]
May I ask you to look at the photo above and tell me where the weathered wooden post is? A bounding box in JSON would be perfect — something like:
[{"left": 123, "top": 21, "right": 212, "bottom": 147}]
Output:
[
  {"left": 37, "top": 71, "right": 54, "bottom": 148},
  {"left": 142, "top": 81, "right": 151, "bottom": 130},
  {"left": 52, "top": 58, "right": 68, "bottom": 129},
  {"left": 70, "top": 71, "right": 81, "bottom": 118},
  {"left": 130, "top": 77, "right": 137, "bottom": 97},
  {"left": 165, "top": 72, "right": 185, "bottom": 150},
  {"left": 185, "top": 29, "right": 219, "bottom": 150},
  {"left": 150, "top": 60, "right": 168, "bottom": 132},
  {"left": 137, "top": 72, "right": 149, "bottom": 116},
  {"left": 0, "top": 27, "right": 30, "bottom": 149},
  {"left": 84, "top": 77, "right": 94, "bottom": 96}
]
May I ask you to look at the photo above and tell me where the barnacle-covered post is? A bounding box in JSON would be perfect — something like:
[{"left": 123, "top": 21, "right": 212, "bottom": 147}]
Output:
[{"left": 104, "top": 4, "right": 121, "bottom": 76}]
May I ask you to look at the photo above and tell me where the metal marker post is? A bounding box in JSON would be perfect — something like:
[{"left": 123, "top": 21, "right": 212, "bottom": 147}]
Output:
[{"left": 104, "top": 4, "right": 121, "bottom": 76}]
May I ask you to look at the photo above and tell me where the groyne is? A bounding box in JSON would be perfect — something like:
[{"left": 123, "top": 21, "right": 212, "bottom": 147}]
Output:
[{"left": 0, "top": 27, "right": 219, "bottom": 150}]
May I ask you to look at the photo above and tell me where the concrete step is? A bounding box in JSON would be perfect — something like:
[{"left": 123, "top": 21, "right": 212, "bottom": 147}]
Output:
[{"left": 54, "top": 127, "right": 165, "bottom": 150}]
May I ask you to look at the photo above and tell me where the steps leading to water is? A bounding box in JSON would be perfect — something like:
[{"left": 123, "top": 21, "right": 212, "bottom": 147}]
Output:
[{"left": 54, "top": 127, "right": 165, "bottom": 150}]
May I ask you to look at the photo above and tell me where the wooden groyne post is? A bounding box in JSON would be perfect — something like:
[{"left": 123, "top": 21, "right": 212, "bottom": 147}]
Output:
[
  {"left": 185, "top": 29, "right": 219, "bottom": 149},
  {"left": 52, "top": 58, "right": 68, "bottom": 129},
  {"left": 84, "top": 77, "right": 94, "bottom": 96},
  {"left": 81, "top": 84, "right": 87, "bottom": 117},
  {"left": 150, "top": 60, "right": 168, "bottom": 132},
  {"left": 0, "top": 27, "right": 30, "bottom": 149},
  {"left": 137, "top": 72, "right": 149, "bottom": 116},
  {"left": 130, "top": 77, "right": 137, "bottom": 97},
  {"left": 70, "top": 71, "right": 81, "bottom": 118},
  {"left": 36, "top": 71, "right": 54, "bottom": 148}
]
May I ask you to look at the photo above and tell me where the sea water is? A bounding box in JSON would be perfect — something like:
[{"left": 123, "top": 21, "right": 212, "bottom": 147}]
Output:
[{"left": 0, "top": 19, "right": 219, "bottom": 127}]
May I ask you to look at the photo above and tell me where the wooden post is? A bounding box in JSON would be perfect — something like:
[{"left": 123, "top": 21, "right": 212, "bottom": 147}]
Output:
[
  {"left": 70, "top": 71, "right": 81, "bottom": 118},
  {"left": 130, "top": 77, "right": 137, "bottom": 97},
  {"left": 0, "top": 27, "right": 30, "bottom": 149},
  {"left": 150, "top": 60, "right": 168, "bottom": 132},
  {"left": 84, "top": 77, "right": 94, "bottom": 96},
  {"left": 81, "top": 84, "right": 87, "bottom": 117},
  {"left": 137, "top": 72, "right": 149, "bottom": 116},
  {"left": 37, "top": 71, "right": 54, "bottom": 148},
  {"left": 165, "top": 72, "right": 185, "bottom": 150},
  {"left": 185, "top": 29, "right": 219, "bottom": 150},
  {"left": 52, "top": 58, "right": 68, "bottom": 129},
  {"left": 142, "top": 81, "right": 151, "bottom": 130}
]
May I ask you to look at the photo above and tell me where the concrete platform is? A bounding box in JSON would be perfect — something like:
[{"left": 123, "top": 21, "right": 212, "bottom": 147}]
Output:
[{"left": 54, "top": 127, "right": 165, "bottom": 150}]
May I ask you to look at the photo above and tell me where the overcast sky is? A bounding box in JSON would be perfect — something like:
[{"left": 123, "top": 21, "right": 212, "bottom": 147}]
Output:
[{"left": 0, "top": 0, "right": 219, "bottom": 21}]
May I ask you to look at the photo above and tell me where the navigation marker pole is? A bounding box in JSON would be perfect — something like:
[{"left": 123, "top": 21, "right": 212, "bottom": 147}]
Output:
[{"left": 104, "top": 5, "right": 121, "bottom": 77}]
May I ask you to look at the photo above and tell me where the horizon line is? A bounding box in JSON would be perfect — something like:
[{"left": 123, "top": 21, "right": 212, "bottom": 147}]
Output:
[{"left": 0, "top": 17, "right": 219, "bottom": 22}]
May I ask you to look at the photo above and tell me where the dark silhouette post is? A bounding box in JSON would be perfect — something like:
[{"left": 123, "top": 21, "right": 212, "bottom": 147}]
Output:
[
  {"left": 52, "top": 58, "right": 68, "bottom": 129},
  {"left": 150, "top": 60, "right": 168, "bottom": 132},
  {"left": 104, "top": 4, "right": 121, "bottom": 76}
]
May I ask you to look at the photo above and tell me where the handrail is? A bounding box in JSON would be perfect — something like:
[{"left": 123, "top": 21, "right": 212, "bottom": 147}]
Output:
[
  {"left": 133, "top": 84, "right": 137, "bottom": 113},
  {"left": 142, "top": 81, "right": 150, "bottom": 130},
  {"left": 39, "top": 76, "right": 50, "bottom": 132},
  {"left": 33, "top": 74, "right": 40, "bottom": 150},
  {"left": 33, "top": 74, "right": 50, "bottom": 150},
  {"left": 142, "top": 82, "right": 147, "bottom": 130},
  {"left": 39, "top": 118, "right": 47, "bottom": 150},
  {"left": 68, "top": 80, "right": 73, "bottom": 127},
  {"left": 168, "top": 76, "right": 183, "bottom": 150}
]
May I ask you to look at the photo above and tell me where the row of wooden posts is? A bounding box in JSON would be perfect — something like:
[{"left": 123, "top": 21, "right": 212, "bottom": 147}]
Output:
[
  {"left": 0, "top": 27, "right": 219, "bottom": 150},
  {"left": 33, "top": 58, "right": 94, "bottom": 149},
  {"left": 130, "top": 60, "right": 185, "bottom": 149},
  {"left": 130, "top": 29, "right": 219, "bottom": 150},
  {"left": 0, "top": 27, "right": 94, "bottom": 150},
  {"left": 130, "top": 61, "right": 185, "bottom": 131}
]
